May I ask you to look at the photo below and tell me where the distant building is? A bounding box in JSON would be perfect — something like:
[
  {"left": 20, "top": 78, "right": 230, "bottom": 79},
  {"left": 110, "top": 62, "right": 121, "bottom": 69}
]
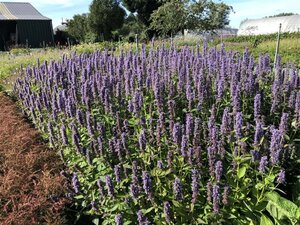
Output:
[
  {"left": 0, "top": 2, "right": 54, "bottom": 51},
  {"left": 238, "top": 15, "right": 300, "bottom": 36},
  {"left": 182, "top": 28, "right": 238, "bottom": 41}
]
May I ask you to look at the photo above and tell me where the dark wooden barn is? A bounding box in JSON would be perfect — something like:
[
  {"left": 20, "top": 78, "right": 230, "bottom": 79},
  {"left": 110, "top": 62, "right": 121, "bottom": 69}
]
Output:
[{"left": 0, "top": 2, "right": 54, "bottom": 51}]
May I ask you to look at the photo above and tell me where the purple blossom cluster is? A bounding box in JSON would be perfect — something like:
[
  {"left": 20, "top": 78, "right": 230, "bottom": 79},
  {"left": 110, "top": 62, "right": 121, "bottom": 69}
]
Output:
[{"left": 14, "top": 44, "right": 300, "bottom": 224}]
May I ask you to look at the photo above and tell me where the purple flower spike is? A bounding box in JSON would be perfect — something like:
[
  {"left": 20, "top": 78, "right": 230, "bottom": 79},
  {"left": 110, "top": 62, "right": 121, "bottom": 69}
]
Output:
[
  {"left": 114, "top": 165, "right": 122, "bottom": 183},
  {"left": 115, "top": 214, "right": 123, "bottom": 225},
  {"left": 60, "top": 124, "right": 68, "bottom": 145},
  {"left": 276, "top": 169, "right": 286, "bottom": 184},
  {"left": 137, "top": 210, "right": 150, "bottom": 225},
  {"left": 234, "top": 112, "right": 243, "bottom": 140},
  {"left": 173, "top": 122, "right": 182, "bottom": 146},
  {"left": 254, "top": 120, "right": 264, "bottom": 146},
  {"left": 215, "top": 161, "right": 223, "bottom": 183},
  {"left": 139, "top": 130, "right": 147, "bottom": 152},
  {"left": 212, "top": 185, "right": 220, "bottom": 213},
  {"left": 105, "top": 175, "right": 115, "bottom": 197},
  {"left": 220, "top": 107, "right": 231, "bottom": 137},
  {"left": 191, "top": 169, "right": 199, "bottom": 204},
  {"left": 173, "top": 177, "right": 183, "bottom": 201},
  {"left": 279, "top": 113, "right": 289, "bottom": 137},
  {"left": 250, "top": 150, "right": 260, "bottom": 162},
  {"left": 142, "top": 171, "right": 152, "bottom": 197},
  {"left": 72, "top": 173, "right": 80, "bottom": 194},
  {"left": 130, "top": 183, "right": 139, "bottom": 199},
  {"left": 222, "top": 185, "right": 230, "bottom": 205},
  {"left": 270, "top": 129, "right": 282, "bottom": 165},
  {"left": 157, "top": 160, "right": 163, "bottom": 169},
  {"left": 259, "top": 156, "right": 268, "bottom": 173},
  {"left": 254, "top": 93, "right": 261, "bottom": 118},
  {"left": 164, "top": 201, "right": 172, "bottom": 224}
]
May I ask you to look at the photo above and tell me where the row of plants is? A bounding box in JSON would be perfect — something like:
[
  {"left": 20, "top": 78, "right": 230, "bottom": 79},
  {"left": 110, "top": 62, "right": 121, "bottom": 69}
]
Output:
[
  {"left": 13, "top": 44, "right": 300, "bottom": 224},
  {"left": 218, "top": 32, "right": 300, "bottom": 47}
]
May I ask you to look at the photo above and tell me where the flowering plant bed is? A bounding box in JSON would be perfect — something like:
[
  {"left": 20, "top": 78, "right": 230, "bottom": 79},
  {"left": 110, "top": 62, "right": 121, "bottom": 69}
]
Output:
[{"left": 14, "top": 44, "right": 300, "bottom": 224}]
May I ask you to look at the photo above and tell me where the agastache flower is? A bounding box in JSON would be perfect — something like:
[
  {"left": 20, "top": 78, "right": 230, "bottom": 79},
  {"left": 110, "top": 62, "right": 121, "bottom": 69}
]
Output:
[
  {"left": 180, "top": 135, "right": 188, "bottom": 157},
  {"left": 191, "top": 169, "right": 199, "bottom": 204},
  {"left": 259, "top": 156, "right": 268, "bottom": 173},
  {"left": 105, "top": 175, "right": 115, "bottom": 197},
  {"left": 164, "top": 201, "right": 172, "bottom": 224},
  {"left": 212, "top": 185, "right": 220, "bottom": 213},
  {"left": 254, "top": 93, "right": 261, "bottom": 119},
  {"left": 220, "top": 107, "right": 231, "bottom": 138},
  {"left": 279, "top": 113, "right": 289, "bottom": 137},
  {"left": 269, "top": 129, "right": 282, "bottom": 165},
  {"left": 234, "top": 112, "right": 243, "bottom": 140},
  {"left": 254, "top": 120, "right": 264, "bottom": 146},
  {"left": 250, "top": 150, "right": 260, "bottom": 162},
  {"left": 276, "top": 169, "right": 286, "bottom": 184},
  {"left": 172, "top": 122, "right": 182, "bottom": 146},
  {"left": 114, "top": 165, "right": 122, "bottom": 183},
  {"left": 130, "top": 183, "right": 139, "bottom": 199},
  {"left": 115, "top": 214, "right": 123, "bottom": 225},
  {"left": 137, "top": 210, "right": 150, "bottom": 225},
  {"left": 139, "top": 129, "right": 147, "bottom": 152},
  {"left": 157, "top": 160, "right": 163, "bottom": 169},
  {"left": 222, "top": 185, "right": 230, "bottom": 205},
  {"left": 60, "top": 124, "right": 68, "bottom": 145},
  {"left": 72, "top": 173, "right": 80, "bottom": 194},
  {"left": 173, "top": 177, "right": 183, "bottom": 201},
  {"left": 142, "top": 171, "right": 152, "bottom": 198},
  {"left": 215, "top": 161, "right": 223, "bottom": 183}
]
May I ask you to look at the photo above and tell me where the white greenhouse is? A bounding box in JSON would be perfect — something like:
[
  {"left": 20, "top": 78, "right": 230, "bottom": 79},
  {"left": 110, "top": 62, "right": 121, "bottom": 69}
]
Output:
[{"left": 238, "top": 15, "right": 300, "bottom": 36}]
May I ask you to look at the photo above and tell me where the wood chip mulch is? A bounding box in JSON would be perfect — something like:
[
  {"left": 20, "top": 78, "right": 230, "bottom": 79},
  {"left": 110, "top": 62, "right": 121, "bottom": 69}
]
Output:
[{"left": 0, "top": 93, "right": 71, "bottom": 225}]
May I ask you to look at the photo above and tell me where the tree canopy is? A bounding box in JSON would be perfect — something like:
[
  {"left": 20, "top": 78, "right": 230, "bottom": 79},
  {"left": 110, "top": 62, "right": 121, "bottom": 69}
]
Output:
[
  {"left": 67, "top": 14, "right": 89, "bottom": 43},
  {"left": 64, "top": 0, "right": 233, "bottom": 42},
  {"left": 122, "top": 0, "right": 163, "bottom": 26},
  {"left": 150, "top": 0, "right": 232, "bottom": 37},
  {"left": 88, "top": 0, "right": 126, "bottom": 41}
]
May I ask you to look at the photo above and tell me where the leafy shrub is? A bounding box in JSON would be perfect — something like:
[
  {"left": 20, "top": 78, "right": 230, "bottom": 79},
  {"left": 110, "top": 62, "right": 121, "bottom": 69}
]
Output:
[
  {"left": 14, "top": 45, "right": 300, "bottom": 224},
  {"left": 9, "top": 47, "right": 31, "bottom": 55}
]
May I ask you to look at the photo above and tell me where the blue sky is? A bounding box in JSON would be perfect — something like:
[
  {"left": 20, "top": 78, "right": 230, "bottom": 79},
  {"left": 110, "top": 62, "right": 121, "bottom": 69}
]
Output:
[{"left": 3, "top": 0, "right": 300, "bottom": 29}]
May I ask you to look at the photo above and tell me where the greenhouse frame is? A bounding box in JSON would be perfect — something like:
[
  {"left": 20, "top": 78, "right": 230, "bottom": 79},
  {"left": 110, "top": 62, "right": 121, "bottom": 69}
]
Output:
[{"left": 238, "top": 14, "right": 300, "bottom": 36}]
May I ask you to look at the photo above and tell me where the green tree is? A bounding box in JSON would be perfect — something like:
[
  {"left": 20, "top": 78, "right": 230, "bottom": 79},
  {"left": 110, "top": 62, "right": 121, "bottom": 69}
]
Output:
[
  {"left": 88, "top": 0, "right": 126, "bottom": 41},
  {"left": 150, "top": 0, "right": 232, "bottom": 37},
  {"left": 122, "top": 0, "right": 162, "bottom": 26},
  {"left": 116, "top": 13, "right": 148, "bottom": 42},
  {"left": 67, "top": 14, "right": 89, "bottom": 43},
  {"left": 150, "top": 0, "right": 187, "bottom": 37}
]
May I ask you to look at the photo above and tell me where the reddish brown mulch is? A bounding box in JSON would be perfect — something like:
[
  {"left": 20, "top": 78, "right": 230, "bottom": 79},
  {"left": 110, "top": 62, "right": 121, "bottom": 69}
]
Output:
[{"left": 0, "top": 93, "right": 70, "bottom": 225}]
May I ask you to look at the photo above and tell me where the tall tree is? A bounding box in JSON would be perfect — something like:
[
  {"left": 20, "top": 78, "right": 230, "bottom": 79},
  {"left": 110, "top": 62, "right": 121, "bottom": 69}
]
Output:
[
  {"left": 88, "top": 0, "right": 126, "bottom": 41},
  {"left": 150, "top": 1, "right": 187, "bottom": 37},
  {"left": 150, "top": 0, "right": 232, "bottom": 37},
  {"left": 122, "top": 0, "right": 162, "bottom": 26},
  {"left": 67, "top": 14, "right": 89, "bottom": 43}
]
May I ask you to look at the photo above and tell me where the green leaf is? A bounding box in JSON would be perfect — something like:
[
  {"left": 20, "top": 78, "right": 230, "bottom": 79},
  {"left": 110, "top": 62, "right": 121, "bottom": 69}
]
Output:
[
  {"left": 260, "top": 214, "right": 274, "bottom": 225},
  {"left": 265, "top": 192, "right": 298, "bottom": 220},
  {"left": 144, "top": 207, "right": 155, "bottom": 214},
  {"left": 92, "top": 218, "right": 100, "bottom": 225},
  {"left": 237, "top": 166, "right": 247, "bottom": 179}
]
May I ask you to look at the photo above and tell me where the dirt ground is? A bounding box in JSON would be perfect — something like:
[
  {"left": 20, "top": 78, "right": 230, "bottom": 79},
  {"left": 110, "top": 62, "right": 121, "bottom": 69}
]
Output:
[{"left": 0, "top": 93, "right": 70, "bottom": 225}]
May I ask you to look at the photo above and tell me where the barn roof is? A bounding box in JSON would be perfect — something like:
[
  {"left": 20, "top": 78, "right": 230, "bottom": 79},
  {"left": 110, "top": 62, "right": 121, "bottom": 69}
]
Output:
[{"left": 0, "top": 2, "right": 50, "bottom": 20}]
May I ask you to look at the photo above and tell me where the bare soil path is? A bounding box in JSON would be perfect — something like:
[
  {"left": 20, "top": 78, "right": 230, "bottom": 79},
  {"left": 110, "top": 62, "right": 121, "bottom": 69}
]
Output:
[{"left": 0, "top": 93, "right": 70, "bottom": 225}]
